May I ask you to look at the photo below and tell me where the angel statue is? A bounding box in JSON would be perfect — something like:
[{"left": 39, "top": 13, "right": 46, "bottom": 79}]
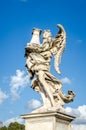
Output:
[{"left": 25, "top": 24, "right": 75, "bottom": 113}]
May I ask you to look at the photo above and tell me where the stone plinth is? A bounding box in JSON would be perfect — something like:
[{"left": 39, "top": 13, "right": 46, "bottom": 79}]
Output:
[{"left": 21, "top": 111, "right": 75, "bottom": 130}]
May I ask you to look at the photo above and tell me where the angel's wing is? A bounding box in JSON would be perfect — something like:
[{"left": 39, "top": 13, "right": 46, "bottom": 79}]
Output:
[{"left": 53, "top": 24, "right": 66, "bottom": 74}]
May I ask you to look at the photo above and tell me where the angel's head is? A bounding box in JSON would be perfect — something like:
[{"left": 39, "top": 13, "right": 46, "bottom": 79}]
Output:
[{"left": 42, "top": 30, "right": 52, "bottom": 39}]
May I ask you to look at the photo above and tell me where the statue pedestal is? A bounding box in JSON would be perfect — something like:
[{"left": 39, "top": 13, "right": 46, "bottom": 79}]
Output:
[{"left": 21, "top": 111, "right": 75, "bottom": 130}]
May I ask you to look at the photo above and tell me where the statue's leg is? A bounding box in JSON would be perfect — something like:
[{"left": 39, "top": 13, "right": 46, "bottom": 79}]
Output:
[
  {"left": 37, "top": 70, "right": 55, "bottom": 107},
  {"left": 40, "top": 91, "right": 51, "bottom": 108},
  {"left": 31, "top": 78, "right": 51, "bottom": 107}
]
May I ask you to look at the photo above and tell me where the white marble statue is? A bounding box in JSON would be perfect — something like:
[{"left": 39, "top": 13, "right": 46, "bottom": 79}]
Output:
[{"left": 25, "top": 24, "right": 75, "bottom": 113}]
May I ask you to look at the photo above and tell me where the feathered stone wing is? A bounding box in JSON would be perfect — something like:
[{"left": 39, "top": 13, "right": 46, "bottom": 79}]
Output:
[{"left": 53, "top": 24, "right": 66, "bottom": 74}]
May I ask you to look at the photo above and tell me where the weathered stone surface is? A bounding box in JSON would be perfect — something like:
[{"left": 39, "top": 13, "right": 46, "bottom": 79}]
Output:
[
  {"left": 25, "top": 24, "right": 75, "bottom": 113},
  {"left": 21, "top": 111, "right": 75, "bottom": 130}
]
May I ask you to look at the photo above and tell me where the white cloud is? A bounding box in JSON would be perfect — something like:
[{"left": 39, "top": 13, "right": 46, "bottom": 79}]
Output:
[
  {"left": 0, "top": 89, "right": 8, "bottom": 104},
  {"left": 65, "top": 105, "right": 86, "bottom": 130},
  {"left": 10, "top": 69, "right": 29, "bottom": 101},
  {"left": 3, "top": 117, "right": 24, "bottom": 127},
  {"left": 26, "top": 99, "right": 41, "bottom": 110},
  {"left": 65, "top": 105, "right": 86, "bottom": 124},
  {"left": 61, "top": 77, "right": 71, "bottom": 84},
  {"left": 72, "top": 124, "right": 86, "bottom": 130}
]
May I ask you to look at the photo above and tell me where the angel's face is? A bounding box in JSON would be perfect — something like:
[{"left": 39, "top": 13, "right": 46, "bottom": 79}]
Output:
[{"left": 42, "top": 30, "right": 51, "bottom": 39}]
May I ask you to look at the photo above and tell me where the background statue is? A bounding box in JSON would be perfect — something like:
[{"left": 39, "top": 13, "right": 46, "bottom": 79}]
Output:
[{"left": 25, "top": 24, "right": 75, "bottom": 113}]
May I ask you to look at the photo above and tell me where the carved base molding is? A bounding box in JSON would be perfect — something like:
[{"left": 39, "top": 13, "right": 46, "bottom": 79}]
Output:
[{"left": 21, "top": 111, "right": 75, "bottom": 130}]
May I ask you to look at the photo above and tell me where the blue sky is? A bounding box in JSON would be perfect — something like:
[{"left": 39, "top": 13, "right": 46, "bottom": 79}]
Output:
[{"left": 0, "top": 0, "right": 86, "bottom": 129}]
